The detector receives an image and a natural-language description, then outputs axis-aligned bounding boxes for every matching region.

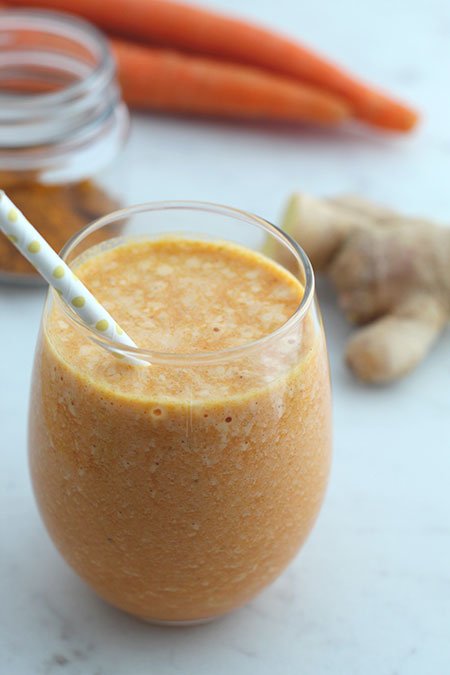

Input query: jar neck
[0,9,128,179]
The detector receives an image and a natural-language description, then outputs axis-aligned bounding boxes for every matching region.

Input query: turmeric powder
[279,193,450,383]
[0,177,120,279]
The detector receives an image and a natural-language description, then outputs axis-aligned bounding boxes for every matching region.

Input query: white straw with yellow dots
[0,190,145,366]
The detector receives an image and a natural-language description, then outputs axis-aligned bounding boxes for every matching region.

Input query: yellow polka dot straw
[0,190,145,366]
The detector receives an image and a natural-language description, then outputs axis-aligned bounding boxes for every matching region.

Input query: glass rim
[54,200,315,365]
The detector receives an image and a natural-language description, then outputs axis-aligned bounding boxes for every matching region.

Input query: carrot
[7,0,418,132]
[110,39,349,126]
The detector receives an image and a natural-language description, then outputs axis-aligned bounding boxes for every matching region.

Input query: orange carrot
[7,0,418,132]
[111,39,349,126]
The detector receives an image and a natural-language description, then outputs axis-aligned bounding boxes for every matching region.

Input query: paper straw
[0,190,145,366]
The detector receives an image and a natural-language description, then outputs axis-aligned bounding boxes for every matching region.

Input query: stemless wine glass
[28,201,332,624]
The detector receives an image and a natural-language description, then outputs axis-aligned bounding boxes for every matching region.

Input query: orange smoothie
[29,237,331,622]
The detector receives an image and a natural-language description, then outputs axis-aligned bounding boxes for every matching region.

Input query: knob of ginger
[280,193,450,383]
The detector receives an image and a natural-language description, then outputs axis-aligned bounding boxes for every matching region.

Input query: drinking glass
[29,201,332,624]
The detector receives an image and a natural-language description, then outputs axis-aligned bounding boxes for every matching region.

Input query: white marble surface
[1,0,450,673]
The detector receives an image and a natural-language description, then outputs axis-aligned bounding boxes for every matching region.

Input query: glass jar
[29,201,332,624]
[0,8,129,283]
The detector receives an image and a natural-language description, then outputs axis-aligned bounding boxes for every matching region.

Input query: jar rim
[0,9,114,106]
[54,200,316,366]
[0,8,119,149]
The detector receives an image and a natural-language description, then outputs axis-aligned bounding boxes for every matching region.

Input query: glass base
[142,615,218,627]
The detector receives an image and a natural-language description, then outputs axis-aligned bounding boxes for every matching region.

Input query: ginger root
[280,193,450,383]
